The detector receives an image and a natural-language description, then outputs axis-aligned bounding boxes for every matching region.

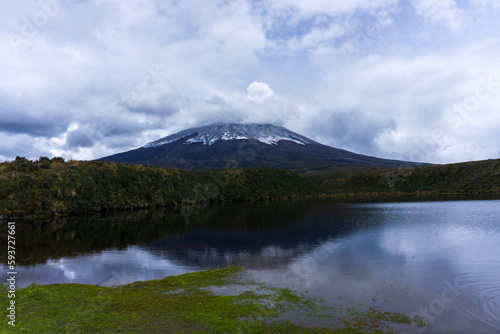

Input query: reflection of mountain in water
[2,200,388,267]
[143,203,372,269]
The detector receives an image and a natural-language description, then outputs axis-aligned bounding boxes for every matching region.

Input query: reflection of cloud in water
[16,248,195,287]
[248,232,413,304]
[149,245,302,270]
[456,271,500,333]
[247,201,500,334]
[47,259,76,280]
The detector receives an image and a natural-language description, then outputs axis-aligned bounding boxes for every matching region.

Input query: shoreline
[0,267,427,333]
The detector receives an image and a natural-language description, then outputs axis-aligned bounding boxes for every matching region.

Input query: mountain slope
[100,123,428,171]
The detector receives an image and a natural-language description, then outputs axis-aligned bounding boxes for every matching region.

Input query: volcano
[99,123,426,171]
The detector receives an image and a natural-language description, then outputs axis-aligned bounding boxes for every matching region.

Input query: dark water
[2,199,500,333]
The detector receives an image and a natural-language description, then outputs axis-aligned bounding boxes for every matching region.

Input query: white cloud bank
[0,0,499,164]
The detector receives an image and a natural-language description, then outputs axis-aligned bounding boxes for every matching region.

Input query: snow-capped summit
[100,122,425,171]
[143,123,311,148]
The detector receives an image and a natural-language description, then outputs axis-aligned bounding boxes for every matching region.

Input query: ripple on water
[456,271,500,332]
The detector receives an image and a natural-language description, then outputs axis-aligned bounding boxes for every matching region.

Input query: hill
[0,157,319,219]
[309,159,500,195]
[1,157,498,219]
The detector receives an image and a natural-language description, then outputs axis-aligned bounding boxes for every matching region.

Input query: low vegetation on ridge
[308,159,500,195]
[0,157,498,219]
[0,157,318,218]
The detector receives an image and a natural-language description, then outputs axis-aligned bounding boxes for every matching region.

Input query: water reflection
[1,199,500,333]
[2,201,386,268]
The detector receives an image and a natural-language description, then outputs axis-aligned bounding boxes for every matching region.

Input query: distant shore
[0,157,498,219]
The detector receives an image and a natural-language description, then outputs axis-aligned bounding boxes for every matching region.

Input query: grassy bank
[0,267,425,333]
[0,157,319,219]
[309,159,500,195]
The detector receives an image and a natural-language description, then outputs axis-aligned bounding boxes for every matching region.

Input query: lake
[2,198,500,333]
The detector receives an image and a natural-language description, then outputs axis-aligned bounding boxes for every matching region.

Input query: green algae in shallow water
[0,267,426,333]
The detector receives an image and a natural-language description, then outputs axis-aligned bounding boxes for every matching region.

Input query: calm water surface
[2,199,499,333]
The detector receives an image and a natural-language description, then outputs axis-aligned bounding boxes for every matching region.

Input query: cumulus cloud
[246,82,276,103]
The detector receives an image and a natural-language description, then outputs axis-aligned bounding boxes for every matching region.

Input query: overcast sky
[1,0,499,164]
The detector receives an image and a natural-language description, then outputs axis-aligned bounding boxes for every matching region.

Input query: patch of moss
[335,307,426,333]
[0,267,426,333]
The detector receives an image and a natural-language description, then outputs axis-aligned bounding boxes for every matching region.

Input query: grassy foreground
[1,268,425,333]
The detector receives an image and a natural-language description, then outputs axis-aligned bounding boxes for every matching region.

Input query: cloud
[66,130,95,149]
[264,0,400,18]
[304,110,397,156]
[246,82,276,103]
[0,0,498,164]
[412,0,463,30]
[262,0,401,56]
[0,92,71,137]
[469,0,500,9]
[0,133,40,161]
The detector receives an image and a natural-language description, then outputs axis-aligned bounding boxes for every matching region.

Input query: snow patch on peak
[143,123,310,148]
